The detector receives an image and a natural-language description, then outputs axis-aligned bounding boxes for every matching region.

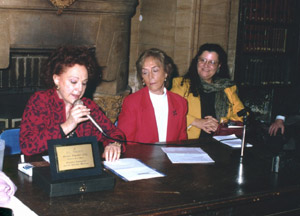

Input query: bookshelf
[235,0,300,86]
[235,0,300,124]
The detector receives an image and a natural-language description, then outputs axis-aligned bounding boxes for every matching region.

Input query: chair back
[0,128,21,155]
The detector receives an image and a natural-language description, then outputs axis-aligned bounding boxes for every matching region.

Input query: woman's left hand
[102,142,122,162]
[191,116,219,134]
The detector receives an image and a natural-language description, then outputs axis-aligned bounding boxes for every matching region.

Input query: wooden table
[3,138,300,216]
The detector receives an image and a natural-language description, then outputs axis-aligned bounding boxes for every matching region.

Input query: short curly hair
[41,46,101,88]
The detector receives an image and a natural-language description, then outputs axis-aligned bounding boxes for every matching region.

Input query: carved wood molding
[49,0,76,14]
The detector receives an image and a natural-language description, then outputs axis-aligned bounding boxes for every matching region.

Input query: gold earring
[56,85,60,90]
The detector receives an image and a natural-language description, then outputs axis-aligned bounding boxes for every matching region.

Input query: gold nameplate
[47,136,102,181]
[56,144,95,172]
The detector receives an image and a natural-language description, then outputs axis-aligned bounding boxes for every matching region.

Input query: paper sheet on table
[103,158,165,181]
[213,134,253,148]
[1,196,39,216]
[161,147,214,164]
[42,155,50,163]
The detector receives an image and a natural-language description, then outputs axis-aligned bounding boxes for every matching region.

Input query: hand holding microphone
[59,99,90,136]
[73,99,121,162]
[71,100,90,122]
[73,99,106,135]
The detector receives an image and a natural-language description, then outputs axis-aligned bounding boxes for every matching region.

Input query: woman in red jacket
[118,48,187,144]
[20,46,125,161]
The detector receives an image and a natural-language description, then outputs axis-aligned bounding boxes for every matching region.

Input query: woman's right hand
[191,116,219,134]
[61,104,90,135]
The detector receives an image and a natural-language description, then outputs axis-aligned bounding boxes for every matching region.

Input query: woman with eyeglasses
[171,43,245,139]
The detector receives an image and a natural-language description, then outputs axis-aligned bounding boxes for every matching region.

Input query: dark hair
[182,43,230,97]
[41,46,101,89]
[136,48,177,89]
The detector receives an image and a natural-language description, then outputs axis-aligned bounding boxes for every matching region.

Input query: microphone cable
[74,99,190,146]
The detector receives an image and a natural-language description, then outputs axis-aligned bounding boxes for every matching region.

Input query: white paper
[42,155,50,163]
[161,147,214,164]
[213,134,253,148]
[103,158,165,181]
[1,196,39,216]
[162,147,206,154]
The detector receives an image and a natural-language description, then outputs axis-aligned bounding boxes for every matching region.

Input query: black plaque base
[32,166,115,197]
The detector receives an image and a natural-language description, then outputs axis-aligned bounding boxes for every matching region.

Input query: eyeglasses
[198,58,219,67]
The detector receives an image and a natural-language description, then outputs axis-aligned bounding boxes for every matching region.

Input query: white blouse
[149,88,169,142]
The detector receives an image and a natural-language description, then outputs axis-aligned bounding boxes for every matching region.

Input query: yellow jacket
[171,77,245,139]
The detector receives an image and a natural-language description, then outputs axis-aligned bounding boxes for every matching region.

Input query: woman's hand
[61,104,90,135]
[191,116,219,134]
[103,142,122,162]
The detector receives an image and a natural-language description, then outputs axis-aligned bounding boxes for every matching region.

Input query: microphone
[73,99,185,146]
[237,108,249,162]
[73,99,106,135]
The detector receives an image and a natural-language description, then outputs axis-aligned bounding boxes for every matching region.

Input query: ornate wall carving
[49,0,77,9]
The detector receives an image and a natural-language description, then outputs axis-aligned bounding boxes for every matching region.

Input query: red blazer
[118,87,187,144]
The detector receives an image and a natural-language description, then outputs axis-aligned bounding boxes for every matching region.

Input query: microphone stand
[240,113,248,163]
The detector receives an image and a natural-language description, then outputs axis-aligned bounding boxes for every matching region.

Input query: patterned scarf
[200,78,235,121]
